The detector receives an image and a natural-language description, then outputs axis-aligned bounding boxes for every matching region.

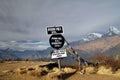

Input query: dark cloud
[0,0,120,41]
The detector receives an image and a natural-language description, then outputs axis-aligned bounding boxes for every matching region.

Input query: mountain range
[74,35,120,59]
[0,26,120,61]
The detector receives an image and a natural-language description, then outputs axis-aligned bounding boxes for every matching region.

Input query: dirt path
[65,73,120,80]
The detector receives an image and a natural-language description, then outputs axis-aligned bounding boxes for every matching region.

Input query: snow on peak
[108,26,120,35]
[81,33,103,42]
[88,33,103,38]
[87,32,103,41]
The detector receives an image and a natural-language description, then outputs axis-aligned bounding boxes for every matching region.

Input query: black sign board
[49,34,65,49]
[47,26,63,34]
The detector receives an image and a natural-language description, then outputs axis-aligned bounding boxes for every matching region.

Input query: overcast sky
[0,0,120,42]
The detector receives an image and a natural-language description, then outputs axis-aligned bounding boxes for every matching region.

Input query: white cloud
[0,41,49,51]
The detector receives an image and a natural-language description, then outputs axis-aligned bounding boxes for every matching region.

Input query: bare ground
[0,61,120,80]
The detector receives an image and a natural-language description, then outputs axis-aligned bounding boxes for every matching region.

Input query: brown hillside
[74,36,120,53]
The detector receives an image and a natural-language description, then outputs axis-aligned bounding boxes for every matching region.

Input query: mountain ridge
[74,35,120,53]
[0,26,120,60]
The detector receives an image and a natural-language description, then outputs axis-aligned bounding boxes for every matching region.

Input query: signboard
[47,26,63,34]
[51,49,67,59]
[49,34,65,49]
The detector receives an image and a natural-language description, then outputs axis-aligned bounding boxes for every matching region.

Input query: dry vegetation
[92,54,120,72]
[0,61,76,80]
[0,58,120,80]
[90,54,120,77]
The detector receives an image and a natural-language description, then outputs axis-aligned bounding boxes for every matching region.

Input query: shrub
[0,60,4,63]
[97,66,113,75]
[63,67,76,74]
[92,54,120,72]
[85,67,96,74]
[15,67,27,74]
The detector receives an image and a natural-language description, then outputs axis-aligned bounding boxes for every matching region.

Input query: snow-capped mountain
[106,26,120,36]
[74,35,120,60]
[70,26,120,46]
[81,26,120,42]
[80,32,103,42]
[87,32,103,40]
[69,32,103,46]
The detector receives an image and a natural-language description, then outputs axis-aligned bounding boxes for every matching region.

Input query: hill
[0,48,19,60]
[74,35,120,59]
[104,43,120,56]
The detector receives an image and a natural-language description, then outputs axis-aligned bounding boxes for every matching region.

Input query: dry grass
[47,67,62,79]
[63,67,76,74]
[97,66,113,75]
[47,67,76,78]
[13,62,77,80]
[85,67,96,74]
[0,61,120,80]
[114,69,120,77]
[92,54,120,72]
[15,66,27,74]
[96,66,120,78]
[15,64,49,76]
